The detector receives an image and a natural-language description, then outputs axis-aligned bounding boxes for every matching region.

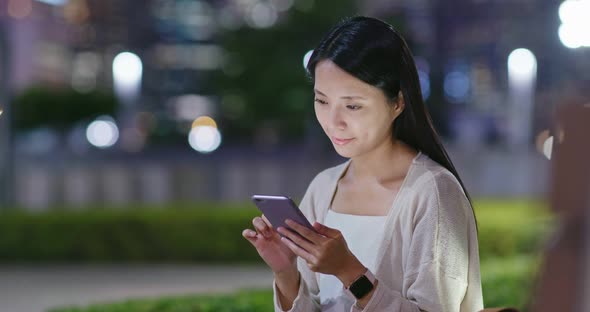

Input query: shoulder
[406,153,466,198]
[403,153,471,223]
[306,160,350,192]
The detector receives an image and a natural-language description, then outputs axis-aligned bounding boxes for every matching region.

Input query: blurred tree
[213,0,360,144]
[12,86,118,132]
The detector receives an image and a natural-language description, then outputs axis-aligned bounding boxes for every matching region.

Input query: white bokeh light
[86,117,119,148]
[507,49,537,83]
[543,136,554,160]
[559,23,588,49]
[558,0,590,48]
[188,125,222,153]
[303,50,313,69]
[247,2,278,28]
[112,52,143,104]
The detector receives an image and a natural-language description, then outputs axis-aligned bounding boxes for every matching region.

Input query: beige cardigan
[273,152,484,312]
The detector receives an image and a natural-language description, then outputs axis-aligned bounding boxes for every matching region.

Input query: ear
[391,90,405,118]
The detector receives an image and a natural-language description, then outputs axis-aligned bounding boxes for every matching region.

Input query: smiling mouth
[331,137,354,145]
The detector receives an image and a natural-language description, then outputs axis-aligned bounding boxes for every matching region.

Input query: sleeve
[272,172,323,312]
[350,171,476,312]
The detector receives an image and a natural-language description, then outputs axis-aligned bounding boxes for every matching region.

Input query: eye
[314,99,328,105]
[346,104,361,110]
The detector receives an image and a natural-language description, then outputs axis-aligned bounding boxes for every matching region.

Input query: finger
[277,226,316,254]
[280,236,316,265]
[312,222,341,238]
[261,215,273,229]
[242,229,259,245]
[285,219,325,243]
[252,217,272,238]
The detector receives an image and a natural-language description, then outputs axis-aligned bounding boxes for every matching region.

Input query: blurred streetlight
[558,0,590,49]
[86,116,119,149]
[113,52,142,105]
[507,48,537,148]
[188,126,222,153]
[113,51,142,150]
[188,116,222,153]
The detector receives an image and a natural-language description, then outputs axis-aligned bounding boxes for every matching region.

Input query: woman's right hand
[242,215,297,274]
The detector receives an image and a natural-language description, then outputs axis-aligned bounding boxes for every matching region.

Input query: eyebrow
[314,89,366,100]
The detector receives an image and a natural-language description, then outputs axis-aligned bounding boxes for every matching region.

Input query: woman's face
[313,60,402,158]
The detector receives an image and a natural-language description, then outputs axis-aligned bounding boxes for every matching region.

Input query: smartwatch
[344,269,376,300]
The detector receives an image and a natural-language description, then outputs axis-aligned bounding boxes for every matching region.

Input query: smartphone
[251,195,316,235]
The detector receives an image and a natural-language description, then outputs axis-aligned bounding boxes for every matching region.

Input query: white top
[273,152,484,312]
[319,210,387,311]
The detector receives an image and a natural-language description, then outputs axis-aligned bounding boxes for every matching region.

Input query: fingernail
[285,219,292,225]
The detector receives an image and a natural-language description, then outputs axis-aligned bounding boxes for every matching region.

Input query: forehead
[314,60,379,97]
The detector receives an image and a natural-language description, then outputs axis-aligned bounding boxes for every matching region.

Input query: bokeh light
[418,70,431,100]
[543,136,554,160]
[188,125,222,153]
[86,117,119,148]
[444,70,470,103]
[507,48,537,83]
[247,2,278,28]
[558,0,590,48]
[303,50,313,69]
[192,116,218,129]
[113,52,143,88]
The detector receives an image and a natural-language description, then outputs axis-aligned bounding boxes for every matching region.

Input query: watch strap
[344,268,376,300]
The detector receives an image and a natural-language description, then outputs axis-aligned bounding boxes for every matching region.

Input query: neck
[348,138,416,182]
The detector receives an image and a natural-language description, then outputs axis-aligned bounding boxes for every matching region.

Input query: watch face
[349,275,374,299]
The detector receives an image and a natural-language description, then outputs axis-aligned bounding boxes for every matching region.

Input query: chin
[332,145,357,158]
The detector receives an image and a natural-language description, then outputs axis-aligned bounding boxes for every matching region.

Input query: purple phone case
[251,195,315,234]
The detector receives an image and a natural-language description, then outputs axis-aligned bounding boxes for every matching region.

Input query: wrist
[274,267,299,282]
[336,255,366,287]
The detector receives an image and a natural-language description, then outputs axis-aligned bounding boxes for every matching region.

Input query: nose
[328,107,346,130]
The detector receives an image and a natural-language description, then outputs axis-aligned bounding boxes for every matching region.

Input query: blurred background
[0,0,588,311]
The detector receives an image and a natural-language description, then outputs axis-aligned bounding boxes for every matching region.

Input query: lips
[331,137,354,145]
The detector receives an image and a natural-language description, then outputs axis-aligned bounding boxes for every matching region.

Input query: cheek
[355,114,393,140]
[314,106,326,127]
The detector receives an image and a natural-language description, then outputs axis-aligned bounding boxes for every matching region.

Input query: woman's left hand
[277,219,366,285]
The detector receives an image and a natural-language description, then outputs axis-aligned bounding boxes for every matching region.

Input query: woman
[242,16,483,312]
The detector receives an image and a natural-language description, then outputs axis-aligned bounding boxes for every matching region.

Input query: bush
[475,199,553,258]
[0,199,552,263]
[0,204,261,263]
[49,256,540,312]
[49,289,273,312]
[12,86,118,132]
[20,199,549,311]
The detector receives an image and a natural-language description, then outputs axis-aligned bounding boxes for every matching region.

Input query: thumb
[313,222,340,238]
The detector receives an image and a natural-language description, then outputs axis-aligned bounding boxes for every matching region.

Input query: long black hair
[306,16,475,214]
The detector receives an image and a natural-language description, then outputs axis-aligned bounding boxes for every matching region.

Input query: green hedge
[49,289,273,312]
[0,203,260,263]
[50,255,540,311]
[0,199,552,262]
[21,199,548,311]
[476,200,552,259]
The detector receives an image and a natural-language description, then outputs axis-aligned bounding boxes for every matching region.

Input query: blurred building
[1,0,588,209]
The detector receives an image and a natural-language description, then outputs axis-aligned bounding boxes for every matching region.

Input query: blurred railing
[12,145,549,210]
